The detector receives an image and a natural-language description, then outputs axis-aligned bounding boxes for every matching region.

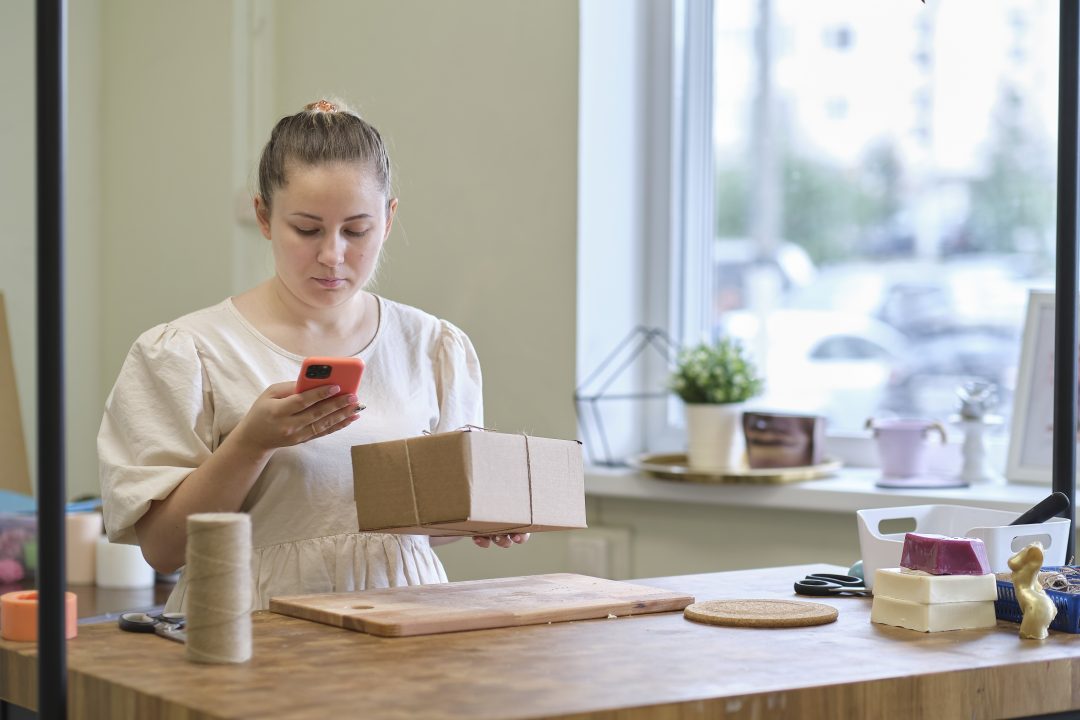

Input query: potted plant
[670,338,764,471]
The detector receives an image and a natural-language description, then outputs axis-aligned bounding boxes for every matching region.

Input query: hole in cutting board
[351,605,375,610]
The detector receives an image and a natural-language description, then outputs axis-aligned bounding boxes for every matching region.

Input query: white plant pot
[685,402,746,472]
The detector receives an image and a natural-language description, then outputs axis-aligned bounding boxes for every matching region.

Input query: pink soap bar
[899,533,991,575]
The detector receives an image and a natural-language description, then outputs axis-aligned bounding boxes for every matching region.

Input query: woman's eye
[345,229,369,238]
[294,226,319,236]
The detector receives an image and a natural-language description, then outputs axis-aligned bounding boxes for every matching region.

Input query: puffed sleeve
[432,320,484,432]
[97,325,216,545]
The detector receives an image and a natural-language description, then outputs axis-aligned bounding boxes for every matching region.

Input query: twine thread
[185,512,252,664]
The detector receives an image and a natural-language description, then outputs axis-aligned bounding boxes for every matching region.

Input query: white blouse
[97,296,483,611]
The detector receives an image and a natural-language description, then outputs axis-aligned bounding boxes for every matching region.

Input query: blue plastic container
[995,566,1080,634]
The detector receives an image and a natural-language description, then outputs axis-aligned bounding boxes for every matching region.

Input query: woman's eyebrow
[288,212,373,221]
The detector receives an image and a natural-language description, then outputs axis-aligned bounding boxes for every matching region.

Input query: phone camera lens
[306,365,332,379]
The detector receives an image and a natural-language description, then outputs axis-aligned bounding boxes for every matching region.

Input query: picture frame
[1006,289,1059,484]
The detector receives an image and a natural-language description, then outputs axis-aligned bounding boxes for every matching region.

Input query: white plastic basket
[856,504,1070,590]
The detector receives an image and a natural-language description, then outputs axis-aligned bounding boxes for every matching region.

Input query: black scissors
[118,611,187,643]
[794,573,869,597]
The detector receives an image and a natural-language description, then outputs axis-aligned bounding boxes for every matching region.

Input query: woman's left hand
[473,533,530,549]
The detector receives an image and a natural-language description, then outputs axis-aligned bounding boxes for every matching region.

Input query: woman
[98,99,527,612]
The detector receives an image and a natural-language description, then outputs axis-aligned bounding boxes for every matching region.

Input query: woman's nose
[316,234,345,266]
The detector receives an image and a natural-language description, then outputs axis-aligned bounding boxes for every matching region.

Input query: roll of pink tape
[0,590,77,641]
[65,512,103,585]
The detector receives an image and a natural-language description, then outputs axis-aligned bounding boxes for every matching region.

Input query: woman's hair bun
[258,96,390,208]
[305,99,339,113]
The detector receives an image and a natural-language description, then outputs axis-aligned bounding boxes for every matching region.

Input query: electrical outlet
[565,526,632,579]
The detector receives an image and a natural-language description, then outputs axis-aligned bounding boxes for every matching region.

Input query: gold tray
[627,453,842,485]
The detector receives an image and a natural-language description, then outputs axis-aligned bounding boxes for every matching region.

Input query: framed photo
[1006,290,1061,484]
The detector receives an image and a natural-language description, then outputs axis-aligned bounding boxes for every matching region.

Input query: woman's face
[256,161,396,309]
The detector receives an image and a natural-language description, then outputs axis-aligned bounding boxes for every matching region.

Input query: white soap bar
[873,568,997,604]
[870,596,997,633]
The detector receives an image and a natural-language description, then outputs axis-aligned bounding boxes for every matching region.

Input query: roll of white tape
[95,536,155,589]
[66,512,103,585]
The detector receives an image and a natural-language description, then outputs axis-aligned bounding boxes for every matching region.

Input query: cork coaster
[684,599,838,628]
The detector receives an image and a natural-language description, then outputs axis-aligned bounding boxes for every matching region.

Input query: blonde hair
[257,99,393,212]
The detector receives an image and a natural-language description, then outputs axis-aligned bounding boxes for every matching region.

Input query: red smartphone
[295,357,365,398]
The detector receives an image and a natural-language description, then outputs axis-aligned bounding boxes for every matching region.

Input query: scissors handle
[118,612,157,633]
[806,573,864,587]
[118,611,187,637]
[154,623,187,644]
[794,574,869,597]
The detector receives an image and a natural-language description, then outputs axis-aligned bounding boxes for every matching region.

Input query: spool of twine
[185,512,252,664]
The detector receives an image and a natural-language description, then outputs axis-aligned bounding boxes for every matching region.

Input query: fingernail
[327,385,341,396]
[346,394,358,404]
[353,404,367,414]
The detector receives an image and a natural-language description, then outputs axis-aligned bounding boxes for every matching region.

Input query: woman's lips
[314,277,345,289]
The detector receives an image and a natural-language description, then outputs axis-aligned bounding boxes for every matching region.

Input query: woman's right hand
[233,382,362,453]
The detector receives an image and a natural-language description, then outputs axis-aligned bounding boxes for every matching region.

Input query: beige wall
[1,0,103,499]
[69,0,104,498]
[1,1,578,502]
[98,1,238,398]
[271,0,580,577]
[273,0,579,440]
[94,0,580,452]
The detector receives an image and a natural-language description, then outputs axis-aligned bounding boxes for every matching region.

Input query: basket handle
[1010,533,1054,553]
[873,516,918,537]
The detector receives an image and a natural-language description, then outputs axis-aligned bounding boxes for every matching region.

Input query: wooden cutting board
[268,573,694,637]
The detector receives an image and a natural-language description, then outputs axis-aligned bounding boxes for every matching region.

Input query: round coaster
[683,599,838,628]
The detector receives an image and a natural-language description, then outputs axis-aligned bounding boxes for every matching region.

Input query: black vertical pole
[1055,0,1079,565]
[36,0,67,717]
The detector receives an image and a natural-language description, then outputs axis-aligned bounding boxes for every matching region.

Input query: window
[693,0,1059,433]
[576,0,1060,465]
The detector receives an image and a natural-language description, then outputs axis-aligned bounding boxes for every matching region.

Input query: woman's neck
[234,278,376,357]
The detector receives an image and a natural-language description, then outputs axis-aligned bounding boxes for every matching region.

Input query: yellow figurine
[1008,542,1058,640]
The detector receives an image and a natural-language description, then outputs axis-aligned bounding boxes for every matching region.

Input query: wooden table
[1,564,1079,719]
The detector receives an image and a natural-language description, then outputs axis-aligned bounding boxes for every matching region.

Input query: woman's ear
[384,198,399,238]
[254,196,272,240]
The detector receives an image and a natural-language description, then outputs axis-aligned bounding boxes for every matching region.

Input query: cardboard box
[0,293,31,497]
[351,429,586,535]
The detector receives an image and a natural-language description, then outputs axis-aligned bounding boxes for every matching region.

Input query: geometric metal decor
[574,327,678,467]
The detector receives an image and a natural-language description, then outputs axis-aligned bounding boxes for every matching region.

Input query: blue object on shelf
[64,498,102,514]
[0,492,102,516]
[995,566,1080,634]
[0,491,36,514]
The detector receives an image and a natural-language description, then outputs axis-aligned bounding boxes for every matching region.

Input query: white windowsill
[586,465,1057,515]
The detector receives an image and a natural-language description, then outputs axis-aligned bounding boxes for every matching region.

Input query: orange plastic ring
[0,590,77,642]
